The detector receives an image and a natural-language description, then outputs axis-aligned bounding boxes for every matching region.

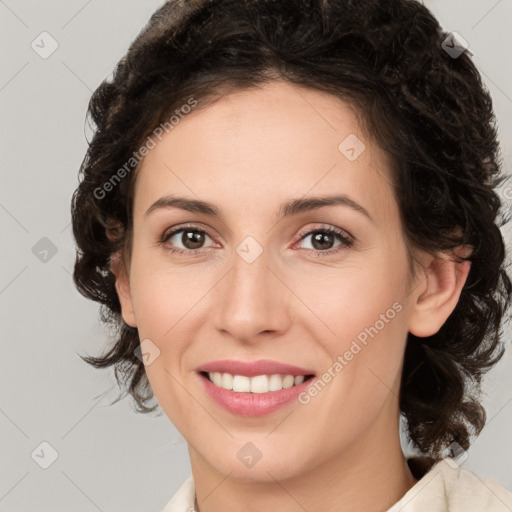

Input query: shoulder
[161,474,195,512]
[388,458,512,512]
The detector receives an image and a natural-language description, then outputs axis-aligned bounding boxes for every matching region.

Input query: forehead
[133,80,397,225]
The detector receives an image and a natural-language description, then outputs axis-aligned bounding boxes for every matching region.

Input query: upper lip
[196,359,315,377]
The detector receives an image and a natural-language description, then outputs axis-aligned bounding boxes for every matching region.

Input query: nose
[212,247,292,344]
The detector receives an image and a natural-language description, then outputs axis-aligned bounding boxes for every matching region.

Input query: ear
[110,251,137,328]
[408,247,472,337]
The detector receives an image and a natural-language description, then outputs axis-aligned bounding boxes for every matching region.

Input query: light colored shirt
[162,458,512,511]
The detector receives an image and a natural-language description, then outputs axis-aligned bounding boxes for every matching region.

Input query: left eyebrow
[278,194,373,223]
[144,193,373,223]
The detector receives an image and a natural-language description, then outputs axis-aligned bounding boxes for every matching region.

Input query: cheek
[300,252,409,405]
[129,267,195,424]
[129,256,198,339]
[298,258,406,349]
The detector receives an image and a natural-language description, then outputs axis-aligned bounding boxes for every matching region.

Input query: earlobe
[408,248,472,338]
[109,251,137,328]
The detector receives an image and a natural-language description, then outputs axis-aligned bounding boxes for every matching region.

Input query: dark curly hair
[71,0,511,458]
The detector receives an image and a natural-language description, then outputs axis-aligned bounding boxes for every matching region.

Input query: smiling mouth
[199,371,315,394]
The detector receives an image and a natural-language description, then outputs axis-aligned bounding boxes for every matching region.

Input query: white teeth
[212,372,222,387]
[250,375,268,393]
[269,374,283,391]
[233,375,251,392]
[221,372,233,390]
[282,375,295,388]
[207,372,309,393]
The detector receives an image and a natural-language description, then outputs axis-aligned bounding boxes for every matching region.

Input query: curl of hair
[71,0,511,454]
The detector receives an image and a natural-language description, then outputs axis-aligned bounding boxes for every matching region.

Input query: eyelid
[160,223,217,246]
[292,224,354,255]
[161,222,353,241]
[295,223,354,244]
[160,222,355,256]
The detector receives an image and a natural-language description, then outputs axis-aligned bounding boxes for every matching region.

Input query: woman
[71,0,512,510]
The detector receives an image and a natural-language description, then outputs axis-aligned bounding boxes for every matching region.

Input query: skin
[112,80,471,512]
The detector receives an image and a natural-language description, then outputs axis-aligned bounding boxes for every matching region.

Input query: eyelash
[158,223,354,258]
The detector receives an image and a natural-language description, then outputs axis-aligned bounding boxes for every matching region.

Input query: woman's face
[117,80,422,481]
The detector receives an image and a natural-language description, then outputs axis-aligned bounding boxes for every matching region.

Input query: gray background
[1,1,511,510]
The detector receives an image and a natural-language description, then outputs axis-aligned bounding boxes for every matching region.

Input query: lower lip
[198,373,315,417]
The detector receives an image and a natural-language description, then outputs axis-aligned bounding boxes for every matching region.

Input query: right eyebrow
[144,196,225,221]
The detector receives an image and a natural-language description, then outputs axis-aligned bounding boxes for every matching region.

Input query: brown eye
[310,231,337,251]
[161,227,215,254]
[296,226,354,256]
[179,230,206,249]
